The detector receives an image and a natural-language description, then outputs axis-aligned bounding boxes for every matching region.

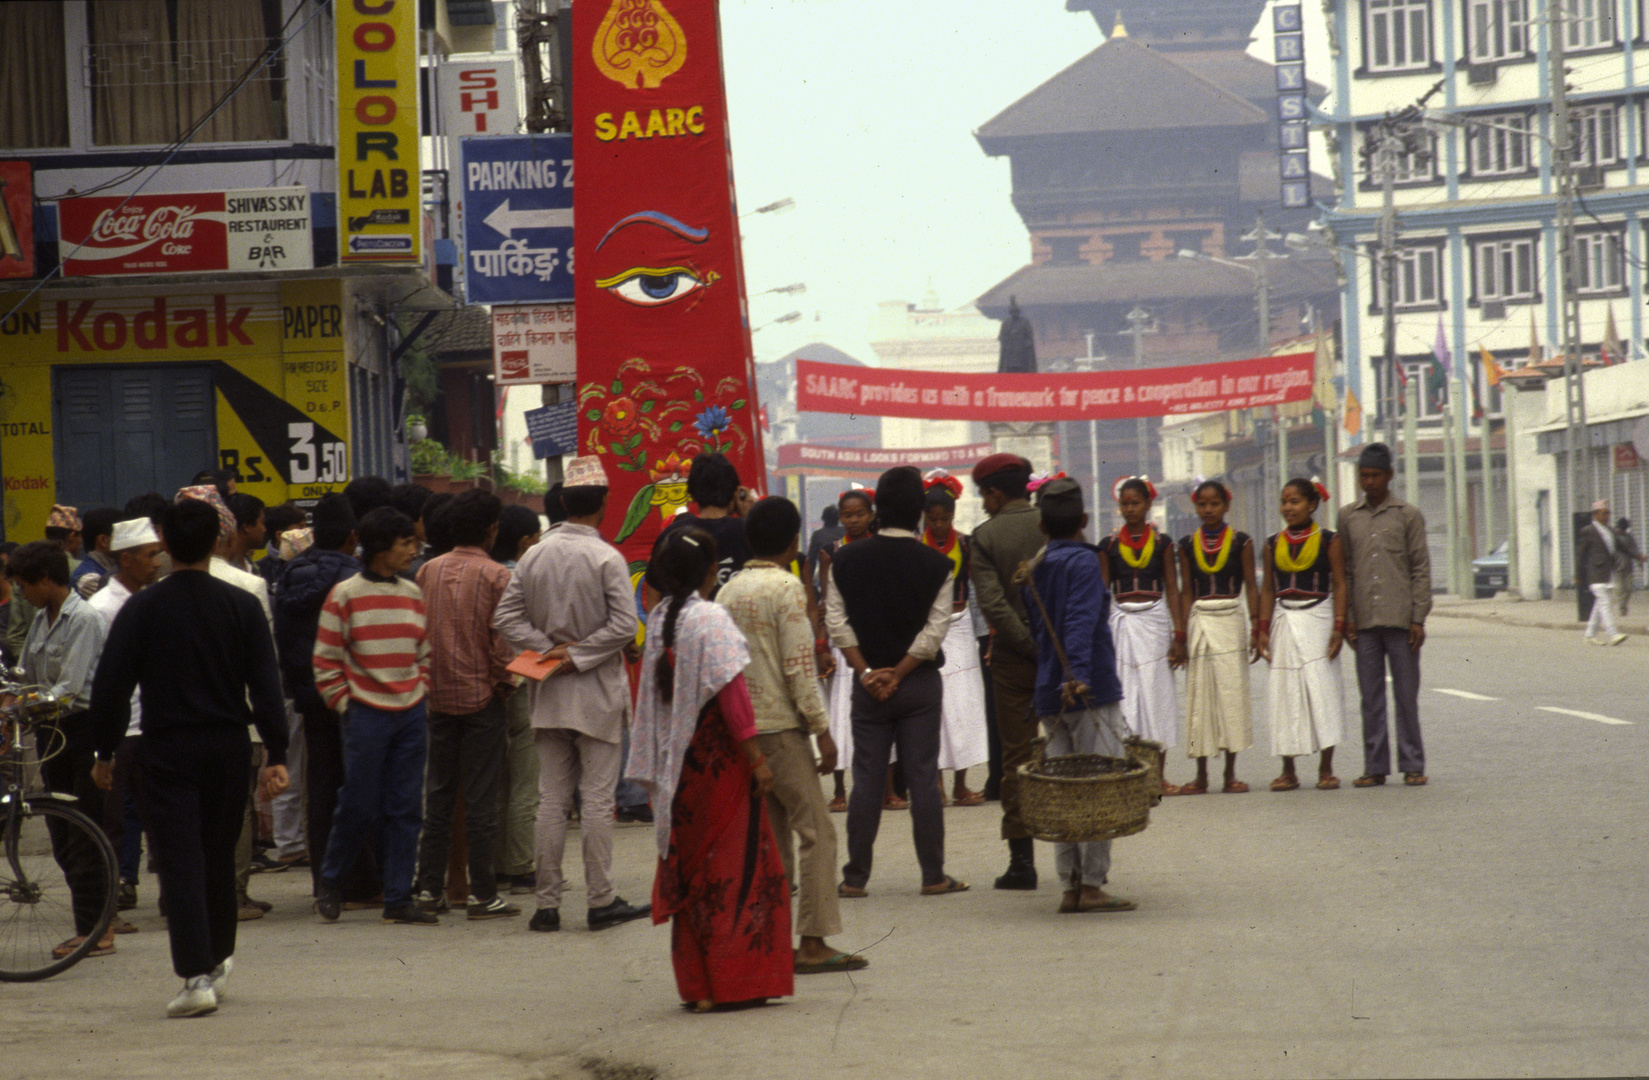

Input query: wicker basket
[1126,737,1165,806]
[1018,739,1153,843]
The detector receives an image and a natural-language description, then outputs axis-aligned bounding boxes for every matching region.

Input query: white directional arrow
[483,199,573,238]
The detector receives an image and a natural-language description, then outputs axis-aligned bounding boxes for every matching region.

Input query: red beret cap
[971,453,1029,483]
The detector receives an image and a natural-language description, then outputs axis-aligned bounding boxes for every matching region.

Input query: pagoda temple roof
[975,254,1337,319]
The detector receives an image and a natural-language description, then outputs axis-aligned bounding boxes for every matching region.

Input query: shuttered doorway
[53,365,217,509]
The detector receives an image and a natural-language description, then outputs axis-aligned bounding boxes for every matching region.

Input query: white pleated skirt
[1184,597,1253,757]
[827,647,854,770]
[1266,599,1344,757]
[936,612,987,771]
[1109,598,1180,748]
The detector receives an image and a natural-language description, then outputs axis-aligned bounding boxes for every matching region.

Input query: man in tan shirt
[718,497,865,974]
[1336,442,1431,787]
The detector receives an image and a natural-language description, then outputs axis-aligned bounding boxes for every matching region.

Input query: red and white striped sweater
[313,572,431,712]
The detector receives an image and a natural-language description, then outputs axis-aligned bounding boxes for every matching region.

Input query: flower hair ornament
[923,469,964,498]
[1310,475,1331,505]
[1111,475,1157,502]
[1026,471,1068,495]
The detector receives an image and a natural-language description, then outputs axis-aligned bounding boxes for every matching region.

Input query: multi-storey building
[0,0,489,534]
[1322,0,1648,590]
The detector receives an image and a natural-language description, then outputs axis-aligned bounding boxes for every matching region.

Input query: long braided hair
[649,527,719,704]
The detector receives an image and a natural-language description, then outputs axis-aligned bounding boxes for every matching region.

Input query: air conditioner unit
[1467,63,1498,85]
[1576,165,1606,191]
[1481,300,1507,321]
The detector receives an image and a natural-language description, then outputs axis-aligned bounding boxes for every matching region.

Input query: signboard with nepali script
[796,352,1317,422]
[337,0,420,263]
[0,162,34,280]
[492,303,576,384]
[58,189,312,276]
[573,0,764,557]
[774,442,993,479]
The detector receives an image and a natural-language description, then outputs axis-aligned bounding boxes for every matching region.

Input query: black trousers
[138,725,249,979]
[38,717,109,937]
[301,701,379,900]
[842,666,946,889]
[415,697,507,902]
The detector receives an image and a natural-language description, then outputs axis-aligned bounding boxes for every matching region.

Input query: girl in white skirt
[818,488,875,812]
[1172,481,1261,795]
[1256,478,1347,791]
[1094,477,1185,794]
[922,471,989,806]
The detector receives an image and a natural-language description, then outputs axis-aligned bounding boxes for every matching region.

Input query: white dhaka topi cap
[563,455,610,488]
[109,517,160,552]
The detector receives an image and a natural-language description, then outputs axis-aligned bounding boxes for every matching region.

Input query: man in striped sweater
[311,507,435,925]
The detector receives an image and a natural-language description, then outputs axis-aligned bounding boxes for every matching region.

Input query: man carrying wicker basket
[1022,479,1137,915]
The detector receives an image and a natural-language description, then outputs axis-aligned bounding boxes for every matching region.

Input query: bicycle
[0,679,120,981]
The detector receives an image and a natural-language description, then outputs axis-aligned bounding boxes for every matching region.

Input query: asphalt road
[3,619,1644,1080]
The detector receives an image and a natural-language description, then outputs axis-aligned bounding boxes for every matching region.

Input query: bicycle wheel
[0,795,119,981]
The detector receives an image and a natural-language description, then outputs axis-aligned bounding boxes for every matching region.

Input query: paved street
[4,616,1644,1080]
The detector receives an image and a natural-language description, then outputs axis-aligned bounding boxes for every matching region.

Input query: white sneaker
[1585,636,1603,646]
[209,956,233,997]
[166,976,218,1018]
[1610,633,1629,646]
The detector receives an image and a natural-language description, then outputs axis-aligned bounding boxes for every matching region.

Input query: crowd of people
[18,441,1439,1018]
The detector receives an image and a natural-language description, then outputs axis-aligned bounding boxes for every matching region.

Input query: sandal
[919,876,969,896]
[52,936,115,959]
[1403,772,1428,786]
[883,795,910,811]
[1058,890,1080,914]
[1165,780,1207,796]
[110,918,139,935]
[1353,774,1386,788]
[1269,775,1300,792]
[828,796,847,813]
[1076,894,1137,913]
[795,951,869,975]
[1316,775,1341,790]
[952,790,986,807]
[1222,780,1250,794]
[837,883,868,899]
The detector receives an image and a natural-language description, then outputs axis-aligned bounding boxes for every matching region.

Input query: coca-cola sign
[59,187,312,276]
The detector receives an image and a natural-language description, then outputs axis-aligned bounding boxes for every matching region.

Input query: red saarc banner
[773,442,994,478]
[797,352,1317,421]
[573,0,763,563]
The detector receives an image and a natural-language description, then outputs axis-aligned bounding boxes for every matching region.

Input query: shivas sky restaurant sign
[574,0,764,558]
[795,353,1318,422]
[58,189,312,276]
[337,0,420,263]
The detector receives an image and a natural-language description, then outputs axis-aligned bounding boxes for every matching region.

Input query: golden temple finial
[1111,9,1127,38]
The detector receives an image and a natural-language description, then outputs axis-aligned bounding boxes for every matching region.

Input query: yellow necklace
[1274,525,1321,575]
[1115,526,1155,570]
[1192,526,1234,576]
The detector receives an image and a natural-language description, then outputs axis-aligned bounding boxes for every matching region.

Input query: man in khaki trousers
[718,497,866,974]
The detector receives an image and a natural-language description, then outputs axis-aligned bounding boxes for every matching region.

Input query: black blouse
[1179,529,1251,599]
[1097,529,1173,598]
[1267,527,1335,598]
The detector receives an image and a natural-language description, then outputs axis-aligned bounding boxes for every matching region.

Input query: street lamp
[742,196,796,218]
[754,310,802,332]
[753,282,807,297]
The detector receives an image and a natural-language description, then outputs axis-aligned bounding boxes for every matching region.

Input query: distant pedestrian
[817,488,875,811]
[1094,477,1185,792]
[969,453,1044,889]
[89,499,289,1018]
[653,452,751,592]
[1614,518,1645,617]
[829,466,966,898]
[493,456,650,934]
[1576,500,1626,646]
[920,471,988,806]
[806,505,844,582]
[1257,479,1346,792]
[1336,443,1431,787]
[630,528,790,1011]
[311,507,434,925]
[1173,481,1259,795]
[72,507,121,598]
[1021,478,1136,914]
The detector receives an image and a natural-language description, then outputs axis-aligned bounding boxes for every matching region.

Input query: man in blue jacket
[272,494,370,901]
[1023,478,1136,916]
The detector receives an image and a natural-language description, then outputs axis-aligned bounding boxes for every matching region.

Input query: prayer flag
[1343,387,1362,436]
[1603,307,1623,365]
[1482,345,1506,388]
[1432,317,1452,375]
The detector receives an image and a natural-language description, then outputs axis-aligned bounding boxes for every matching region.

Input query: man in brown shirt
[1336,442,1431,787]
[412,489,520,919]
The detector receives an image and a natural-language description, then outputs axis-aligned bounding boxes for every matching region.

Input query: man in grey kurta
[1336,442,1431,787]
[492,457,648,933]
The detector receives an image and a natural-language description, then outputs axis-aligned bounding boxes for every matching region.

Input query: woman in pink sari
[629,529,791,1012]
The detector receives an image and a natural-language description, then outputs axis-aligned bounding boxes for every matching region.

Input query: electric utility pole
[1124,305,1155,477]
[1549,2,1590,513]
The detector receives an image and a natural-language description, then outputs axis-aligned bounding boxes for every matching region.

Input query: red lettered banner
[574,0,763,562]
[797,352,1317,421]
[774,442,993,478]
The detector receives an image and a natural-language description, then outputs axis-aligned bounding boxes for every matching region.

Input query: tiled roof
[975,254,1337,316]
[417,305,493,357]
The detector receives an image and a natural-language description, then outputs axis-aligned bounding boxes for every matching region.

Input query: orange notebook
[506,651,564,682]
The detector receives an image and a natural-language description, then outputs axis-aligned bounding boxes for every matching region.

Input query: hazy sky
[717,1,1334,368]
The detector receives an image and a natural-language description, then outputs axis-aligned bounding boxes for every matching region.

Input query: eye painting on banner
[574,0,765,562]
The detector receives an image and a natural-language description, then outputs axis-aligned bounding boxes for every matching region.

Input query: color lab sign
[58,189,313,276]
[338,0,421,263]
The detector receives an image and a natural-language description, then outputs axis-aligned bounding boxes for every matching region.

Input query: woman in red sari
[628,528,791,1012]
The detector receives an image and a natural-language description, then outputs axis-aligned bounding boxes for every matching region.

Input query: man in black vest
[826,467,968,897]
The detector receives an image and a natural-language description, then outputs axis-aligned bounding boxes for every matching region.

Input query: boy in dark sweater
[89,498,290,1018]
[1023,478,1135,915]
